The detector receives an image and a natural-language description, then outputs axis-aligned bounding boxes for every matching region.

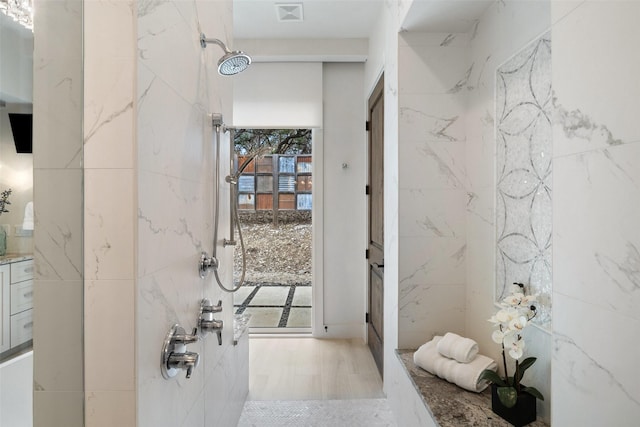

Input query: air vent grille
[276,3,303,22]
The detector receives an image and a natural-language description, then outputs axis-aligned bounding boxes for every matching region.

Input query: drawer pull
[23,291,33,298]
[24,266,34,273]
[23,321,33,329]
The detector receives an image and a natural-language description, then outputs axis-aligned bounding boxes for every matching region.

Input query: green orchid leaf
[522,386,544,401]
[478,369,506,386]
[497,386,518,408]
[516,357,537,382]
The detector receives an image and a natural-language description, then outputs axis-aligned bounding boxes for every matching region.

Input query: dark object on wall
[8,113,32,153]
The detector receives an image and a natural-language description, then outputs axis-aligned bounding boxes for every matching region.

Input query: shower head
[200,33,252,76]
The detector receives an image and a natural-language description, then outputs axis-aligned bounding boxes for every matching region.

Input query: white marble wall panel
[396,32,468,349]
[465,0,552,421]
[32,0,85,423]
[387,353,437,427]
[135,0,244,426]
[553,293,640,425]
[85,170,135,281]
[399,141,468,190]
[33,169,83,281]
[552,2,640,423]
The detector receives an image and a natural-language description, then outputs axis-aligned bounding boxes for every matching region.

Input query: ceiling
[233,0,384,39]
[233,0,493,40]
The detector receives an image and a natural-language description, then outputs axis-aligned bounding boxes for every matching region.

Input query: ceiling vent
[276,3,303,22]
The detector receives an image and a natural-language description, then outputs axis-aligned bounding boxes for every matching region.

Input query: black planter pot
[490,383,537,426]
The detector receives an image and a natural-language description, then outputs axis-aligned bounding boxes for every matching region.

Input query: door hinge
[365,249,369,259]
[365,120,371,131]
[365,312,370,323]
[365,185,370,195]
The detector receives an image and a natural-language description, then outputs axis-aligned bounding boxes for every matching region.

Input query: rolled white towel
[413,336,443,374]
[446,354,497,392]
[414,336,497,393]
[436,332,479,364]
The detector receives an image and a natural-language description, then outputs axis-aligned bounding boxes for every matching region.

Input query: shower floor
[233,283,311,328]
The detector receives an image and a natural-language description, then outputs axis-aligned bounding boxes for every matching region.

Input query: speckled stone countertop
[233,313,251,345]
[0,254,33,265]
[396,350,549,427]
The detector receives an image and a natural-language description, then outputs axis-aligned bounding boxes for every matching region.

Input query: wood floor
[248,337,385,400]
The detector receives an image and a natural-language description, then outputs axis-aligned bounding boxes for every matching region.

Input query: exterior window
[297,194,312,210]
[236,154,312,212]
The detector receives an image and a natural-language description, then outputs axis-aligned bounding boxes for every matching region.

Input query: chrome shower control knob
[198,299,224,345]
[161,324,201,380]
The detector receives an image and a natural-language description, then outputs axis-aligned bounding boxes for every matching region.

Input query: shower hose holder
[199,251,218,279]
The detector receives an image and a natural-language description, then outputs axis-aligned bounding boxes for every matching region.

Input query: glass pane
[256,156,273,173]
[238,194,255,210]
[279,194,295,210]
[257,176,273,192]
[279,175,295,192]
[297,156,312,173]
[296,176,312,192]
[238,175,255,193]
[297,194,312,210]
[279,156,295,173]
[256,194,273,210]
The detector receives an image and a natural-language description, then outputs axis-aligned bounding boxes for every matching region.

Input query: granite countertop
[233,313,251,345]
[396,350,549,427]
[0,253,33,265]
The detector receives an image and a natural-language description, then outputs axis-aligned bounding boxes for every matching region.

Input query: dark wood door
[367,75,384,378]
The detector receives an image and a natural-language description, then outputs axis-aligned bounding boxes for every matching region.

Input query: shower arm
[200,35,232,54]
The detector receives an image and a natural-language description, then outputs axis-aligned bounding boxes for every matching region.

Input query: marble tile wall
[551,1,640,424]
[32,0,85,424]
[397,32,469,349]
[136,0,247,426]
[83,1,136,425]
[464,0,552,421]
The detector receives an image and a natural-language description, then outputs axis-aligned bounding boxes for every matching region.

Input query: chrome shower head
[200,33,252,76]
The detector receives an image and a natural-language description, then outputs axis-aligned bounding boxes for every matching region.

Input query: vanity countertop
[0,254,33,265]
[396,350,549,427]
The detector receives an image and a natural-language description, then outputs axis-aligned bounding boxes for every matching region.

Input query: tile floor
[234,284,311,328]
[237,399,397,426]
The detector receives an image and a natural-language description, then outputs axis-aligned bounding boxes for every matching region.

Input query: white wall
[551,1,640,425]
[233,62,323,128]
[320,62,366,338]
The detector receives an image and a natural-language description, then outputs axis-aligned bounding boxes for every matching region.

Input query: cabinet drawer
[11,309,33,347]
[11,280,33,314]
[10,260,34,284]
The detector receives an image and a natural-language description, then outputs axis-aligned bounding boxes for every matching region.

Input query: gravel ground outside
[233,221,312,285]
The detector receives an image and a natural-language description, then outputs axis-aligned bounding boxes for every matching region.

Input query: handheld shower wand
[200,114,249,293]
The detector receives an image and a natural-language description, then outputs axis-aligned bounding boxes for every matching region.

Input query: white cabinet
[0,258,34,356]
[0,265,9,353]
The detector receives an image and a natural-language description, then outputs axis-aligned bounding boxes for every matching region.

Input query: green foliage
[478,369,506,387]
[497,386,518,408]
[234,129,312,155]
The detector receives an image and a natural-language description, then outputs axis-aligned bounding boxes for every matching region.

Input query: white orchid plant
[478,282,544,408]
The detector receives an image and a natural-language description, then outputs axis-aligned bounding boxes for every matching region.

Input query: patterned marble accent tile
[238,399,396,427]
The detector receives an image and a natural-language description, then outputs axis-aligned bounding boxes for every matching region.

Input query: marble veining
[554,101,623,147]
[495,32,552,328]
[396,350,549,427]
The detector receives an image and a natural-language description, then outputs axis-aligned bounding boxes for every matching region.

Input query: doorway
[231,129,313,333]
[367,75,384,377]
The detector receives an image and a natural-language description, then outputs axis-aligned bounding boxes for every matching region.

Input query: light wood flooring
[248,337,385,401]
